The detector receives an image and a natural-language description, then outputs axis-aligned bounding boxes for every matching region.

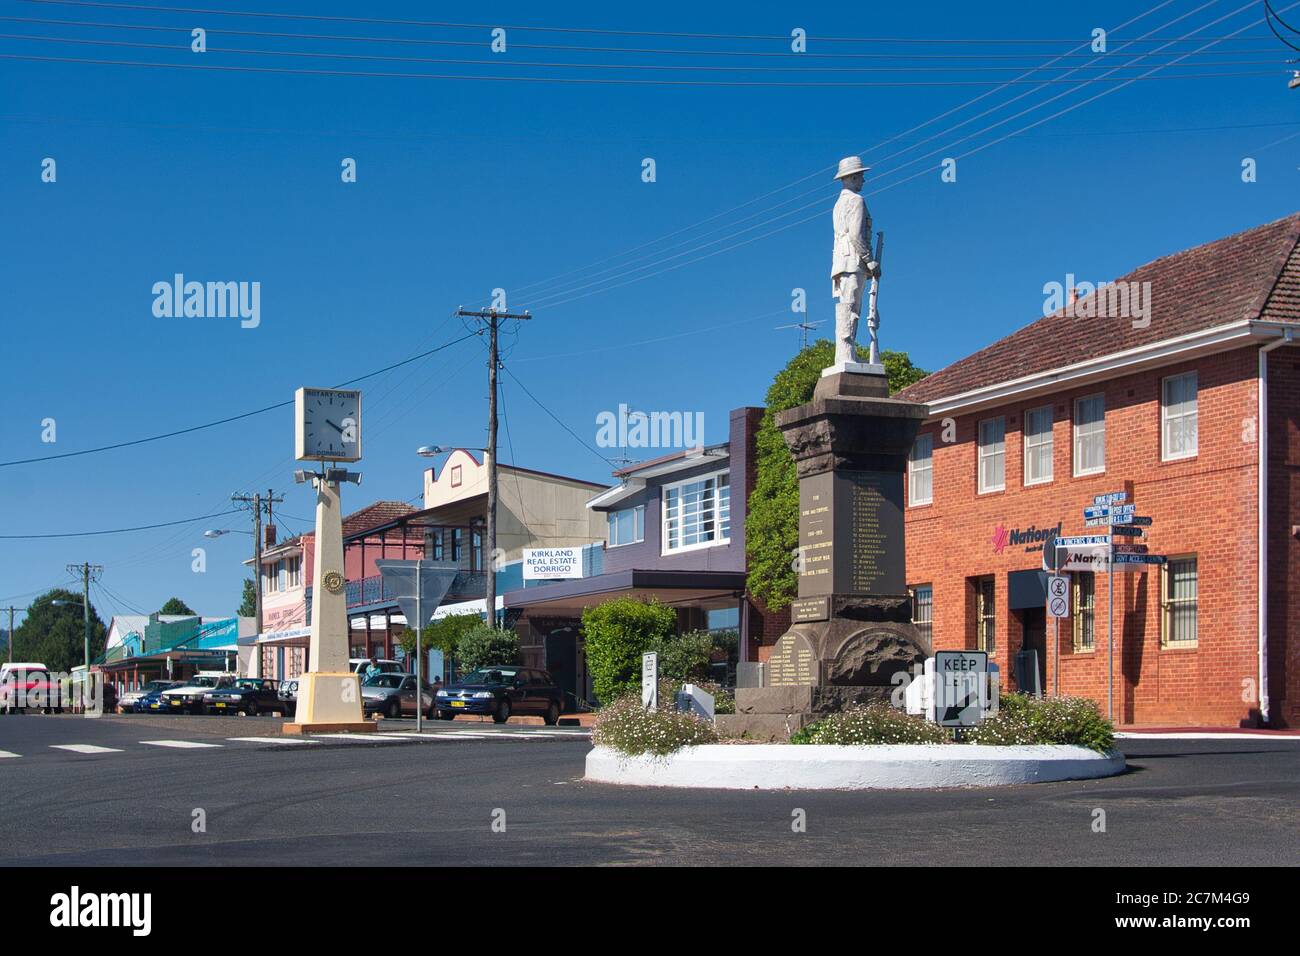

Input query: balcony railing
[306,569,488,617]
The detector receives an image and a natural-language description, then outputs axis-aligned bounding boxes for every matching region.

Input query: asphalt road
[1,714,1297,866]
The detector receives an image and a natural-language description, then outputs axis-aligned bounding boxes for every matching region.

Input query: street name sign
[1110,526,1146,538]
[934,650,988,727]
[1113,543,1149,554]
[1057,535,1110,548]
[1093,492,1128,506]
[1112,553,1166,565]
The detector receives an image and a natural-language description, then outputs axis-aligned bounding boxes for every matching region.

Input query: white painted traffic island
[585,743,1125,790]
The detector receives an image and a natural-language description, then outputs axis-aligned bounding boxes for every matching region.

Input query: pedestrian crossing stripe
[0,750,19,758]
[312,733,421,742]
[226,736,318,744]
[49,744,123,754]
[139,740,223,749]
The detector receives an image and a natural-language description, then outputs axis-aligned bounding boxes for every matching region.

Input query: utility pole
[4,606,24,664]
[232,489,284,677]
[457,306,531,628]
[65,562,102,676]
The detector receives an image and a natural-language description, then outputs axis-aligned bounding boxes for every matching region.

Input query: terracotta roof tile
[898,212,1300,404]
[340,501,416,537]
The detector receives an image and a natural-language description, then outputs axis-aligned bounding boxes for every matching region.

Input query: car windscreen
[231,679,262,690]
[363,674,405,688]
[459,668,519,684]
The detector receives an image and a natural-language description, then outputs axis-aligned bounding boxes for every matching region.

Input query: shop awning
[503,569,745,615]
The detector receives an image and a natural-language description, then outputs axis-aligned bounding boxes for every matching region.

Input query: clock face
[295,387,362,462]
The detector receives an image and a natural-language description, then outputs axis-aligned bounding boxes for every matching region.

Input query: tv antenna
[775,319,825,350]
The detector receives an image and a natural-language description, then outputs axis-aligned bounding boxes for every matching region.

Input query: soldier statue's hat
[834,156,870,181]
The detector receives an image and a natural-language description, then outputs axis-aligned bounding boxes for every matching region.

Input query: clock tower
[286,387,371,735]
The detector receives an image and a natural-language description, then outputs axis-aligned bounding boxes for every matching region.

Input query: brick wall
[905,347,1289,727]
[1268,344,1300,727]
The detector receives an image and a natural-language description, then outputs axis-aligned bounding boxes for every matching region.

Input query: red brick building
[897,213,1300,728]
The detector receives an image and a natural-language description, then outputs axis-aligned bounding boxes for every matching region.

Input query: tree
[456,626,521,671]
[11,589,107,673]
[649,630,714,685]
[581,597,677,704]
[237,579,256,618]
[158,597,196,616]
[745,341,928,610]
[397,611,481,663]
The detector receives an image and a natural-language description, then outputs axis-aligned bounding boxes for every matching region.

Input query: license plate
[170,700,182,707]
[450,700,465,708]
[214,702,226,709]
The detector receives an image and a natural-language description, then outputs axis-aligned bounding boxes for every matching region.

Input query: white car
[277,658,402,715]
[158,673,235,715]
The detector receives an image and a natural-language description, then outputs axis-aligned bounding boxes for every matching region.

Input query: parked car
[118,680,177,714]
[0,663,56,714]
[136,681,184,713]
[204,678,281,716]
[278,659,402,715]
[159,674,235,714]
[361,672,436,720]
[435,666,563,724]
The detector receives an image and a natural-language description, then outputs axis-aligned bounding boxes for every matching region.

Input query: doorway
[1019,607,1047,695]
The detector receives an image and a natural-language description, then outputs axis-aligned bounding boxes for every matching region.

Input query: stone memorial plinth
[717,369,930,741]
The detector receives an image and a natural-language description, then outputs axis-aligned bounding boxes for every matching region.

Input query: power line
[500,365,614,468]
[1,50,1280,86]
[18,1,1288,43]
[0,331,478,468]
[1,16,1283,59]
[0,509,241,539]
[3,31,1290,72]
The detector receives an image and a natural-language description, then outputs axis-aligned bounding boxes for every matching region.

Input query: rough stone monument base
[716,685,896,741]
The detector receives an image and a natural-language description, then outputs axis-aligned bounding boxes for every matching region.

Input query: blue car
[435,666,563,725]
[135,681,183,713]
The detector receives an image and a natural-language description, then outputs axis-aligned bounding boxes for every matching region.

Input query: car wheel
[387,699,401,720]
[437,711,455,721]
[544,701,560,726]
[492,699,511,724]
[246,701,258,717]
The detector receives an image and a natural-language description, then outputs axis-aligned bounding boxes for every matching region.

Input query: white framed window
[607,504,645,547]
[977,417,1005,493]
[662,471,730,553]
[1162,372,1198,461]
[975,576,996,653]
[909,433,933,505]
[1073,394,1106,476]
[1161,556,1198,647]
[909,585,933,646]
[1023,405,1054,485]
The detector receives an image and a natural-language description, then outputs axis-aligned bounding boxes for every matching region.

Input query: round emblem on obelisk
[322,570,345,594]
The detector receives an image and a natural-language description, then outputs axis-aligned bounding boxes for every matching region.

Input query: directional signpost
[934,650,988,731]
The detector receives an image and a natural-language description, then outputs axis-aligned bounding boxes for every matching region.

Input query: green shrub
[455,625,521,671]
[591,693,718,756]
[650,629,714,684]
[581,598,676,704]
[969,692,1115,753]
[398,611,480,661]
[790,703,949,745]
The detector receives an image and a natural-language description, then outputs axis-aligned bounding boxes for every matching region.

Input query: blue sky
[0,0,1297,625]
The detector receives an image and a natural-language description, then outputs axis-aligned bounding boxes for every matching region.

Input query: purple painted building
[504,407,791,707]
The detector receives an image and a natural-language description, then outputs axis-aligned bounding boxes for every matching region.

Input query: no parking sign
[1047,574,1069,619]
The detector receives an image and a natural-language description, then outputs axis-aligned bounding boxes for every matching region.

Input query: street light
[203,528,251,538]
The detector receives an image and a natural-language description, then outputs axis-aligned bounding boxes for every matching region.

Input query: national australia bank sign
[991,520,1062,555]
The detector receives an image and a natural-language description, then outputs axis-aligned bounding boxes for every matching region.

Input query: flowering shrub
[591,693,719,757]
[969,693,1115,753]
[789,703,949,745]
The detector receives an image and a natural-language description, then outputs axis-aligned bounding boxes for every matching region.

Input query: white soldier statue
[830,155,883,372]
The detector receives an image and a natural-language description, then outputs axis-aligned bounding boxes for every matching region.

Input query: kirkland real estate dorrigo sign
[522,547,584,581]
